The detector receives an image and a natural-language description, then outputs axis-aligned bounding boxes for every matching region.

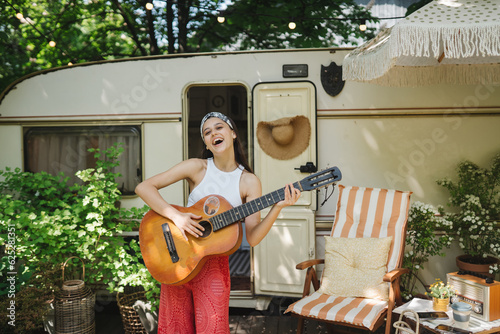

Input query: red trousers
[157,256,230,334]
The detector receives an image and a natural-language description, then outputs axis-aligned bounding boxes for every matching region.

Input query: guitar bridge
[162,223,179,263]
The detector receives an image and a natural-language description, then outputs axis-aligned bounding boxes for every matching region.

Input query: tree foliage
[1,0,377,93]
[197,0,378,51]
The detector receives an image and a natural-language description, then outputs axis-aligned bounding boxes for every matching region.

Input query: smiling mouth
[213,138,223,145]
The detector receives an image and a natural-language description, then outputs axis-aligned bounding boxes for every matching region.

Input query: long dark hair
[200,116,253,173]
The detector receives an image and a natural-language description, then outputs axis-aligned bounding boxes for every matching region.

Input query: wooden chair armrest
[295,259,324,297]
[383,268,409,283]
[384,267,410,310]
[296,259,324,270]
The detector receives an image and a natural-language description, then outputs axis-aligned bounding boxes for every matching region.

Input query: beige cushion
[318,236,392,300]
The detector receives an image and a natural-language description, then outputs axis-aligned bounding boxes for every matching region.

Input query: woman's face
[202,117,236,154]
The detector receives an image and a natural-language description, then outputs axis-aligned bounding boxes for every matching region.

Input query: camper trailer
[1,48,499,307]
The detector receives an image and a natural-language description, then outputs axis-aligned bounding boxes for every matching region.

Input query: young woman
[135,112,301,334]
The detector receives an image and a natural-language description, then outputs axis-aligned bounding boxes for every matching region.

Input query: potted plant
[437,153,500,278]
[426,278,456,312]
[401,201,454,301]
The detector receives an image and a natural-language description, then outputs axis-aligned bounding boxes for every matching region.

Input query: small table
[392,299,500,334]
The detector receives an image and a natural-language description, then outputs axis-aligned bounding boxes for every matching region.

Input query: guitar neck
[210,181,301,231]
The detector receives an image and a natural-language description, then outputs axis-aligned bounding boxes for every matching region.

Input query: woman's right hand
[171,211,204,240]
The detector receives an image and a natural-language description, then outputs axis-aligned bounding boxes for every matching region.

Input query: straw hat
[256,116,311,160]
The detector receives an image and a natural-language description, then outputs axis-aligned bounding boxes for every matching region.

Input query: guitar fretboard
[209,181,301,231]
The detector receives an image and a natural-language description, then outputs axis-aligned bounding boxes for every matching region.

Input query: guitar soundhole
[199,220,212,238]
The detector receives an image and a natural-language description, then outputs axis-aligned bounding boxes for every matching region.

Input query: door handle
[294,162,317,173]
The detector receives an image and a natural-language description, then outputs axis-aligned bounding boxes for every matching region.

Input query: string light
[6,0,407,69]
[6,0,78,66]
[359,19,367,31]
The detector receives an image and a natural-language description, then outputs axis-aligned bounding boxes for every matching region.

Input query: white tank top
[187,158,244,208]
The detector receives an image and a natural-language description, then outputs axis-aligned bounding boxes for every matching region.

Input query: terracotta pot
[433,297,450,312]
[456,255,498,278]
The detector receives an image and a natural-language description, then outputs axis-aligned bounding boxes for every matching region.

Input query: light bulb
[217,16,225,23]
[288,21,296,30]
[49,41,56,47]
[145,3,153,10]
[16,13,23,19]
[359,20,367,31]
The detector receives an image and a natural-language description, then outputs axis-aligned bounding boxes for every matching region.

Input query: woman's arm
[241,173,301,247]
[135,158,206,240]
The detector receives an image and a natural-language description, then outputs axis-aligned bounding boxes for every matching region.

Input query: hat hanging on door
[256,115,311,160]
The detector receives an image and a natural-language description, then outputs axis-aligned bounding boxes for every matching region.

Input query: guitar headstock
[299,166,342,191]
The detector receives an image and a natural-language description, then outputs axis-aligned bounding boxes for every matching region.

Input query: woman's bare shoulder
[241,169,259,182]
[155,158,206,183]
[180,158,207,184]
[176,158,207,177]
[182,158,207,169]
[240,170,262,198]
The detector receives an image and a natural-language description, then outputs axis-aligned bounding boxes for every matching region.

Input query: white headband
[200,112,233,138]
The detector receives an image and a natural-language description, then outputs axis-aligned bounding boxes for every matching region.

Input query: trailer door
[252,81,317,296]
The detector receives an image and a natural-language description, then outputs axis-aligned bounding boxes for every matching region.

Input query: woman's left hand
[276,183,301,208]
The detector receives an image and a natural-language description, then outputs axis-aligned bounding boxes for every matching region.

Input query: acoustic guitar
[139,166,342,285]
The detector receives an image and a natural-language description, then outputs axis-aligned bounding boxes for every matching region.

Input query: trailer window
[24,126,141,195]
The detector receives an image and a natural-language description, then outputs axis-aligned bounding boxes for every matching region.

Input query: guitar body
[139,195,242,285]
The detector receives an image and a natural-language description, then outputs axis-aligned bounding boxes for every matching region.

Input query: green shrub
[0,144,158,333]
[437,153,500,273]
[401,201,453,300]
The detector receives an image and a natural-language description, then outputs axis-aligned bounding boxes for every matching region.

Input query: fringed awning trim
[391,23,500,60]
[342,29,394,81]
[359,63,500,87]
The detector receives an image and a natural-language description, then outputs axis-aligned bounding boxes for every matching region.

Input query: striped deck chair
[286,185,412,334]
